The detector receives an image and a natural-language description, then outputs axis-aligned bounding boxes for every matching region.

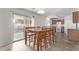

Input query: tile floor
[0,32,79,51]
[14,32,24,41]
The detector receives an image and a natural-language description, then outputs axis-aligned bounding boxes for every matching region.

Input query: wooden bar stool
[24,27,35,46]
[25,30,35,46]
[42,28,55,46]
[33,30,47,51]
[39,31,47,50]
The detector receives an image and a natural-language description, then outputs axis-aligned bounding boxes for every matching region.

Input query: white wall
[34,16,47,26]
[0,8,47,47]
[0,8,13,47]
[64,15,76,34]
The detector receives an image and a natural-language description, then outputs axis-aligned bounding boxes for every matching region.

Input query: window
[13,14,32,33]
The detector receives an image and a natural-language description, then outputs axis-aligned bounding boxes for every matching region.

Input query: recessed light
[37,10,45,14]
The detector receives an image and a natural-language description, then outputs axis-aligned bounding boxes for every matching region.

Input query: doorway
[56,22,61,32]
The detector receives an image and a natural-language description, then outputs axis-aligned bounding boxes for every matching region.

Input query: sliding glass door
[13,14,32,41]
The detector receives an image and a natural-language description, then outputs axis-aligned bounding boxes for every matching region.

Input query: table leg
[36,32,39,51]
[25,31,27,45]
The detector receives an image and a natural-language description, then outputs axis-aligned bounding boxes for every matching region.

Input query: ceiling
[25,8,78,18]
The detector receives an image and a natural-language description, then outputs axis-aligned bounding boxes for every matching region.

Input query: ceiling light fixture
[37,10,45,14]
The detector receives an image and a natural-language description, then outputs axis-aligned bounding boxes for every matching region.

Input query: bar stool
[42,28,54,46]
[24,27,35,46]
[33,30,47,51]
[25,30,35,46]
[39,31,47,50]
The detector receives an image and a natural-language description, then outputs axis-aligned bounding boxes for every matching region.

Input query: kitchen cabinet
[73,11,79,23]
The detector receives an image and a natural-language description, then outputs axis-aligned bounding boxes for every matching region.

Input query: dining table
[25,27,54,51]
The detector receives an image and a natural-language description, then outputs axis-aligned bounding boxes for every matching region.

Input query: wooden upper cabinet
[52,20,57,24]
[73,11,79,23]
[50,18,58,24]
[61,19,64,24]
[50,18,64,25]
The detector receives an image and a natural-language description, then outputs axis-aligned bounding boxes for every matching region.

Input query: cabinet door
[73,11,79,23]
[50,18,57,24]
[52,20,57,24]
[78,12,79,22]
